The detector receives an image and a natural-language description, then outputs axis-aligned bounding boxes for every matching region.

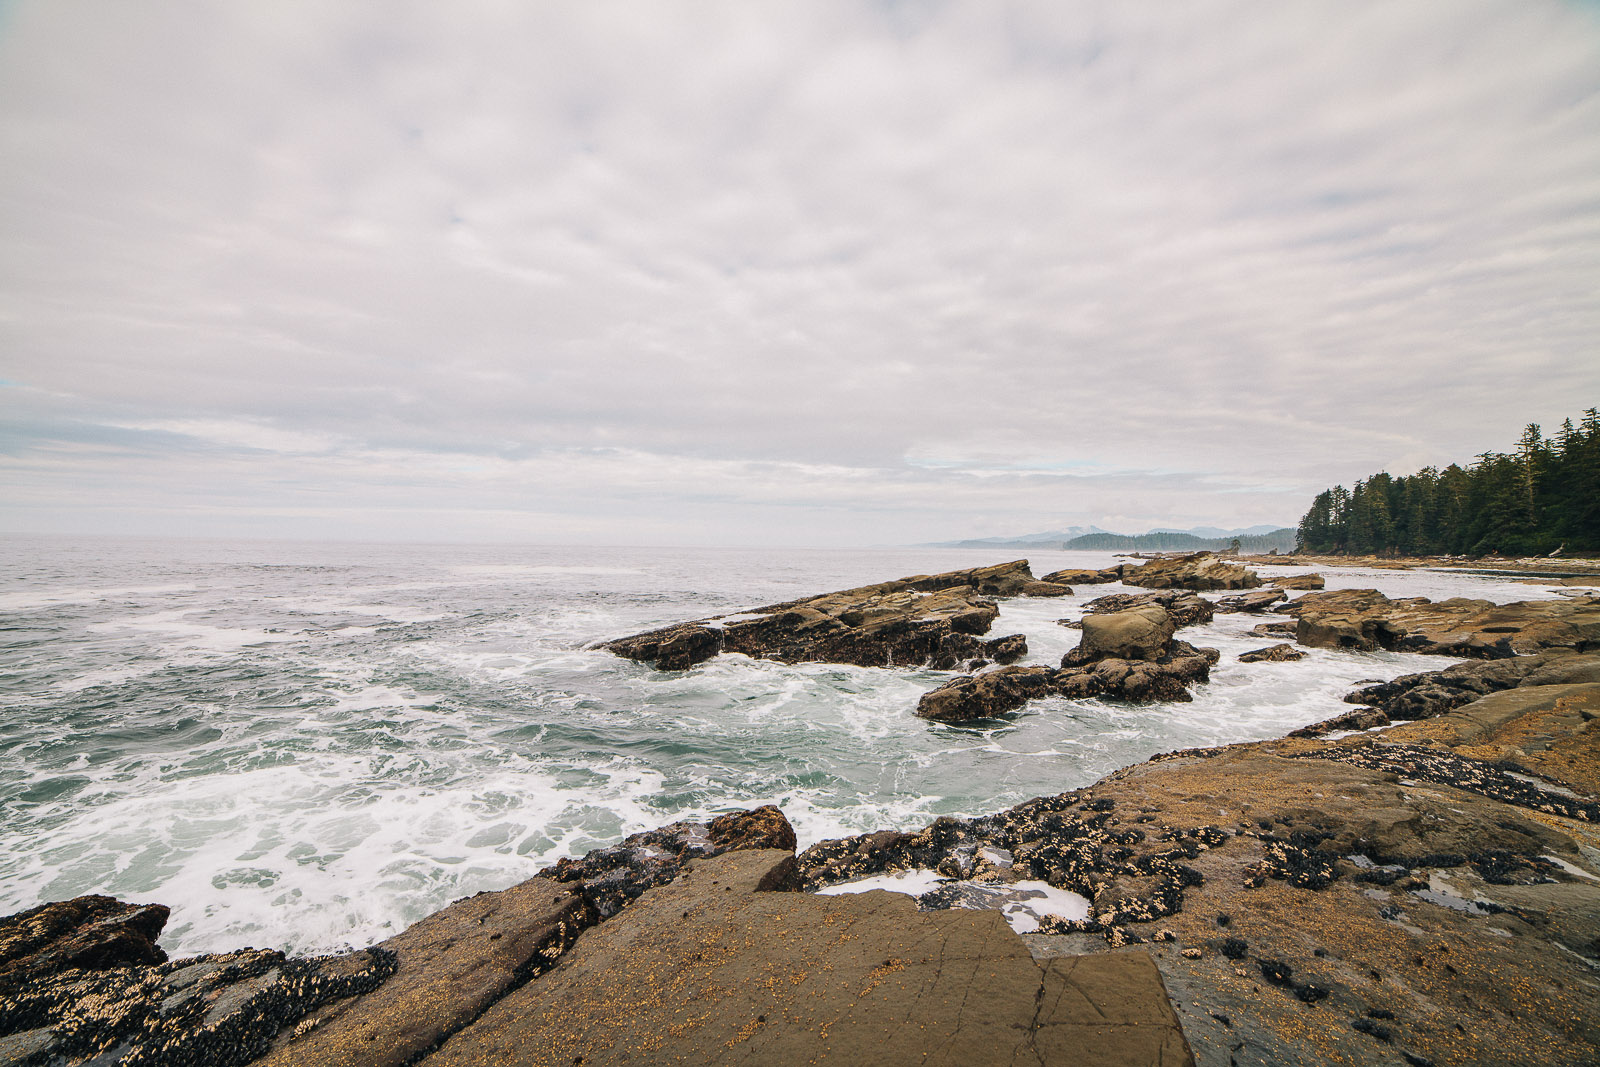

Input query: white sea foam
[86,609,303,655]
[0,540,1557,956]
[816,872,1090,934]
[816,869,947,897]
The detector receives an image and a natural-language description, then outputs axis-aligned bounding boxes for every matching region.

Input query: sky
[2,1,1597,547]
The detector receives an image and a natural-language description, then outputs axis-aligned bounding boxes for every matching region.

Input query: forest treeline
[1295,409,1600,557]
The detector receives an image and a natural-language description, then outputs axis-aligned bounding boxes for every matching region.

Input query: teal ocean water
[0,536,1559,956]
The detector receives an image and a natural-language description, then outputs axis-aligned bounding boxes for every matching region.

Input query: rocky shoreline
[4,555,1598,1066]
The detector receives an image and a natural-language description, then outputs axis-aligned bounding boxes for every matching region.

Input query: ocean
[0,535,1562,957]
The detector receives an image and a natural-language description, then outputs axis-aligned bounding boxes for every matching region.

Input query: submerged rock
[1122,552,1262,591]
[914,665,1061,722]
[1251,620,1298,639]
[603,561,1043,671]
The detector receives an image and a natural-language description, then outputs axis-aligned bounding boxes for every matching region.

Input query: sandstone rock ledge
[1276,588,1600,658]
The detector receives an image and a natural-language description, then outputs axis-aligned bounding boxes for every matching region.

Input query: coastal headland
[3,555,1597,1066]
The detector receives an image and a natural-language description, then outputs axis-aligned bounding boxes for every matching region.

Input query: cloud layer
[3,1,1597,543]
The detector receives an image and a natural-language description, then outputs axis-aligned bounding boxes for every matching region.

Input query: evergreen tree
[1294,410,1600,556]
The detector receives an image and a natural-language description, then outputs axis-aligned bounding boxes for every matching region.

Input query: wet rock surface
[1121,553,1263,592]
[603,561,1043,671]
[1277,588,1600,657]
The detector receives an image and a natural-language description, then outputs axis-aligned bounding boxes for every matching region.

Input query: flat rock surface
[419,849,1192,1067]
[256,877,588,1067]
[1278,588,1600,657]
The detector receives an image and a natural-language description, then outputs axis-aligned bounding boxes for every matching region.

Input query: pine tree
[1293,410,1600,557]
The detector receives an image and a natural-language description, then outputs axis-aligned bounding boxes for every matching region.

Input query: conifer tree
[1294,411,1600,556]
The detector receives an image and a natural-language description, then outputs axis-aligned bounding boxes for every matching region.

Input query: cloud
[1,1,1597,543]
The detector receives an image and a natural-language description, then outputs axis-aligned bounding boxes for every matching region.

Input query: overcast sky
[2,1,1597,546]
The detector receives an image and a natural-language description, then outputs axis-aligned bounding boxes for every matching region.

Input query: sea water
[0,536,1565,956]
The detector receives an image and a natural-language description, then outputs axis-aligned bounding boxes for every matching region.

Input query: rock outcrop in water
[1121,552,1262,591]
[1040,565,1122,585]
[1344,649,1600,722]
[1081,589,1216,628]
[916,606,1221,722]
[1215,587,1288,613]
[1238,643,1304,663]
[603,561,1050,671]
[1275,588,1600,657]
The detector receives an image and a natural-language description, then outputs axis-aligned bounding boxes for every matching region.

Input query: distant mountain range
[923,524,1296,553]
